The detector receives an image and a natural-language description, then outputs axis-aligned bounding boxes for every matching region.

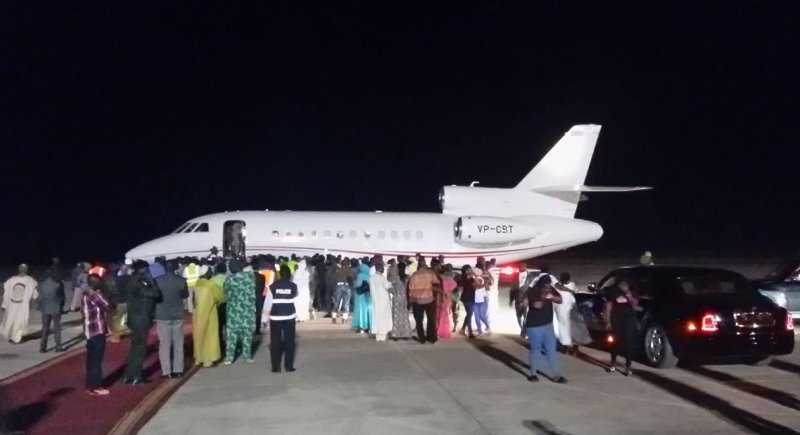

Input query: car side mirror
[587,282,597,293]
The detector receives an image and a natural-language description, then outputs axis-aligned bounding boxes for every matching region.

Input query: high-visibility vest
[258,269,276,297]
[182,263,200,287]
[89,265,106,277]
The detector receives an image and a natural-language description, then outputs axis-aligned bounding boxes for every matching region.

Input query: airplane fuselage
[126,210,603,266]
[126,125,648,265]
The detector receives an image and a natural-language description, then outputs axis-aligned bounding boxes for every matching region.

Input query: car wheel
[643,324,678,368]
[746,356,773,366]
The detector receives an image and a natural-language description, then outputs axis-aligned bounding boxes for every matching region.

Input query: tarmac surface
[141,318,800,435]
[0,311,85,381]
[1,254,797,435]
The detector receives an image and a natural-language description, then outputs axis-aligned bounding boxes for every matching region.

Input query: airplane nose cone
[126,238,166,262]
[125,245,146,262]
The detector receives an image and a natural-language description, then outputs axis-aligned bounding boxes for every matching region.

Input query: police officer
[268,265,298,373]
[123,261,160,385]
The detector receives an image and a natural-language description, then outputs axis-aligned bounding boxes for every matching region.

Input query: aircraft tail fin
[515,124,602,191]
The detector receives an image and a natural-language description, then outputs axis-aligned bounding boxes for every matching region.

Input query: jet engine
[454,216,538,244]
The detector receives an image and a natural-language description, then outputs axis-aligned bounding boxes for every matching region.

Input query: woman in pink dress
[438,265,457,339]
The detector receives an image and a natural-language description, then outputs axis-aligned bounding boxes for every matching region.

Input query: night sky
[2,2,799,265]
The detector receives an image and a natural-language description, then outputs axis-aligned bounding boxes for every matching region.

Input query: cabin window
[416,231,423,240]
[336,231,344,239]
[271,230,280,239]
[298,231,305,238]
[391,231,398,240]
[364,231,371,239]
[324,230,332,239]
[403,230,411,240]
[183,223,199,233]
[311,231,318,239]
[378,231,385,239]
[286,232,292,237]
[194,223,209,233]
[349,230,357,239]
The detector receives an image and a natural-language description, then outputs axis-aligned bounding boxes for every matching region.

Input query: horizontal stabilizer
[531,185,652,193]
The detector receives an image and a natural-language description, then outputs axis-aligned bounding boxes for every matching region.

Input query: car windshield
[673,271,752,296]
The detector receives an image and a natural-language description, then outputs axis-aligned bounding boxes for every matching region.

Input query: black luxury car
[576,266,795,368]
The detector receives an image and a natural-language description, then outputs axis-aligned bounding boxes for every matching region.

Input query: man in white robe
[292,260,311,322]
[1,264,39,343]
[553,272,577,348]
[369,264,394,342]
[487,260,501,326]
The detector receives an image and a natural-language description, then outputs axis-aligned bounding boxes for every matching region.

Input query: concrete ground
[142,319,800,435]
[0,311,85,381]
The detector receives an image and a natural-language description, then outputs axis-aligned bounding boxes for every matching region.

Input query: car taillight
[501,266,518,275]
[701,314,719,332]
[686,321,698,332]
[606,334,615,344]
[787,312,795,331]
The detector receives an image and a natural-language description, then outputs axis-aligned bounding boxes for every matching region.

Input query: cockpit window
[173,223,191,234]
[183,223,199,233]
[194,223,209,233]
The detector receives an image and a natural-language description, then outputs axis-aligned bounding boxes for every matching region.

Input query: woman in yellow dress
[193,270,226,367]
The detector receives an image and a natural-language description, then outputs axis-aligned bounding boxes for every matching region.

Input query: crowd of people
[0,251,653,396]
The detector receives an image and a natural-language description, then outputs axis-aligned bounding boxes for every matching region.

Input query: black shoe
[161,374,172,379]
[170,372,184,379]
[40,349,47,353]
[286,368,296,373]
[468,334,476,339]
[124,377,149,385]
[553,376,568,384]
[527,375,539,383]
[623,368,632,377]
[55,348,65,353]
[271,368,281,373]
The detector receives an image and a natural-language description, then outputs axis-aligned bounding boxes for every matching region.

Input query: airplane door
[223,220,246,259]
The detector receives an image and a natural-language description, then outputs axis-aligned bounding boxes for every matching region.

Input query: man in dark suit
[154,260,189,378]
[39,269,65,353]
[123,261,160,385]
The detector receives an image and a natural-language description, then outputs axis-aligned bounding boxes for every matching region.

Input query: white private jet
[126,124,649,265]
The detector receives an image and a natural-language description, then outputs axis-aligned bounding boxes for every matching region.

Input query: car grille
[734,311,776,328]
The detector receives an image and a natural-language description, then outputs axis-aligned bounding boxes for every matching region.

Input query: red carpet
[0,324,195,435]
